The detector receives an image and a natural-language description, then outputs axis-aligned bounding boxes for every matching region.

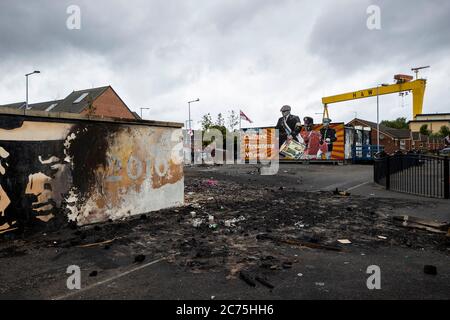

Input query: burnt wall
[0,113,184,237]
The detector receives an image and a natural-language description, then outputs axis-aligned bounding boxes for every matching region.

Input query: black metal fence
[374,154,450,199]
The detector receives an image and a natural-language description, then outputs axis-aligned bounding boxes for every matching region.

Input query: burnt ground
[0,164,449,300]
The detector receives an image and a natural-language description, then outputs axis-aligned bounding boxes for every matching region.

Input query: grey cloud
[308,0,450,73]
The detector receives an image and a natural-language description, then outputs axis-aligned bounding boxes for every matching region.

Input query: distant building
[409,113,450,134]
[347,118,445,153]
[347,118,412,154]
[0,86,137,120]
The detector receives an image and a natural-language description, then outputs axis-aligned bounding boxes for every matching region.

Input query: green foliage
[438,125,450,138]
[420,124,431,136]
[380,117,408,129]
[216,113,225,127]
[199,113,213,131]
[227,110,239,131]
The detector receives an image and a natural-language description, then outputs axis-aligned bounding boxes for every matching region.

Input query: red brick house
[347,118,412,154]
[0,86,137,120]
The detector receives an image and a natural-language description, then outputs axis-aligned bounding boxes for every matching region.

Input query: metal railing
[374,153,450,199]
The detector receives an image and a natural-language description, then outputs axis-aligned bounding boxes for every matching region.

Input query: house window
[73,93,89,104]
[45,103,58,112]
[400,140,406,150]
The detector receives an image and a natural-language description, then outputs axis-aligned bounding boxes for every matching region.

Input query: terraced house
[0,86,138,120]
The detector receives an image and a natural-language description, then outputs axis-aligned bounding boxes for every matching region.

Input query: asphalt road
[0,164,449,300]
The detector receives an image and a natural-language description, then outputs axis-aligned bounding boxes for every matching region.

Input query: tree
[420,124,431,136]
[216,113,225,127]
[227,110,240,132]
[199,113,213,131]
[381,117,408,129]
[438,125,450,138]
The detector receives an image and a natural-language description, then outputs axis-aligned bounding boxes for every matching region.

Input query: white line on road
[345,181,371,192]
[52,254,178,300]
[313,181,371,193]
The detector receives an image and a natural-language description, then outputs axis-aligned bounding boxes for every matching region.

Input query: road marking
[345,181,370,192]
[313,181,371,193]
[52,254,178,300]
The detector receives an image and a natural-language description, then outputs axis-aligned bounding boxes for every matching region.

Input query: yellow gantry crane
[321,72,427,120]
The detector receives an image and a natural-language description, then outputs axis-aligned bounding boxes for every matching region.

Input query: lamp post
[188,98,200,134]
[140,107,150,119]
[376,83,389,152]
[25,70,40,110]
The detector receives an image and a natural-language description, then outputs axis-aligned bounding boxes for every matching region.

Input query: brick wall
[348,119,411,154]
[82,87,136,120]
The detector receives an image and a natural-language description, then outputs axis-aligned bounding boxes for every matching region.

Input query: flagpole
[239,109,241,132]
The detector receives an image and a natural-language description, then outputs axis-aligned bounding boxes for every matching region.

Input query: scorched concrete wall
[0,110,184,236]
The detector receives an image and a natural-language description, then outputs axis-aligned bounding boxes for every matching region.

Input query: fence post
[386,156,390,190]
[444,156,449,199]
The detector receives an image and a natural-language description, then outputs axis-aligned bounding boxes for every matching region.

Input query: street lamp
[188,98,200,134]
[376,83,389,152]
[140,107,150,119]
[25,70,40,110]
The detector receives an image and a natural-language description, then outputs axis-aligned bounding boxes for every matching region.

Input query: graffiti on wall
[0,116,183,235]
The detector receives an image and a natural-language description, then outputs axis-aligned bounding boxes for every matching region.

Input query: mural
[241,128,277,162]
[0,115,184,235]
[241,123,345,161]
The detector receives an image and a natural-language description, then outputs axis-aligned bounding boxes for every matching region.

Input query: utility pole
[188,98,200,135]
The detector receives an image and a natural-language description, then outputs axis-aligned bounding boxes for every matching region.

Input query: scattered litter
[190,211,196,218]
[205,179,218,187]
[192,219,203,228]
[338,239,352,244]
[224,216,246,227]
[211,296,215,300]
[294,222,305,229]
[282,261,293,269]
[424,265,437,275]
[297,273,303,277]
[187,192,195,196]
[77,239,115,248]
[209,223,218,230]
[333,188,350,196]
[207,197,215,201]
[315,282,325,287]
[134,254,146,263]
[393,215,449,234]
[377,236,388,240]
[257,233,341,251]
[255,276,275,289]
[208,215,215,224]
[239,271,256,287]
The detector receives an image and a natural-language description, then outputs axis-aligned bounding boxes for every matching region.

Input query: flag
[240,110,253,123]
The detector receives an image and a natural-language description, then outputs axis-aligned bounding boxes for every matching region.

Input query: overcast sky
[0,0,449,128]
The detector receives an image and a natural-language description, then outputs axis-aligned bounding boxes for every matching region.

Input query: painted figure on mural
[319,118,337,160]
[0,119,72,234]
[275,105,302,147]
[300,117,321,160]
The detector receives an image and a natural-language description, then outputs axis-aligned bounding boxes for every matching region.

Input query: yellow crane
[321,74,427,120]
